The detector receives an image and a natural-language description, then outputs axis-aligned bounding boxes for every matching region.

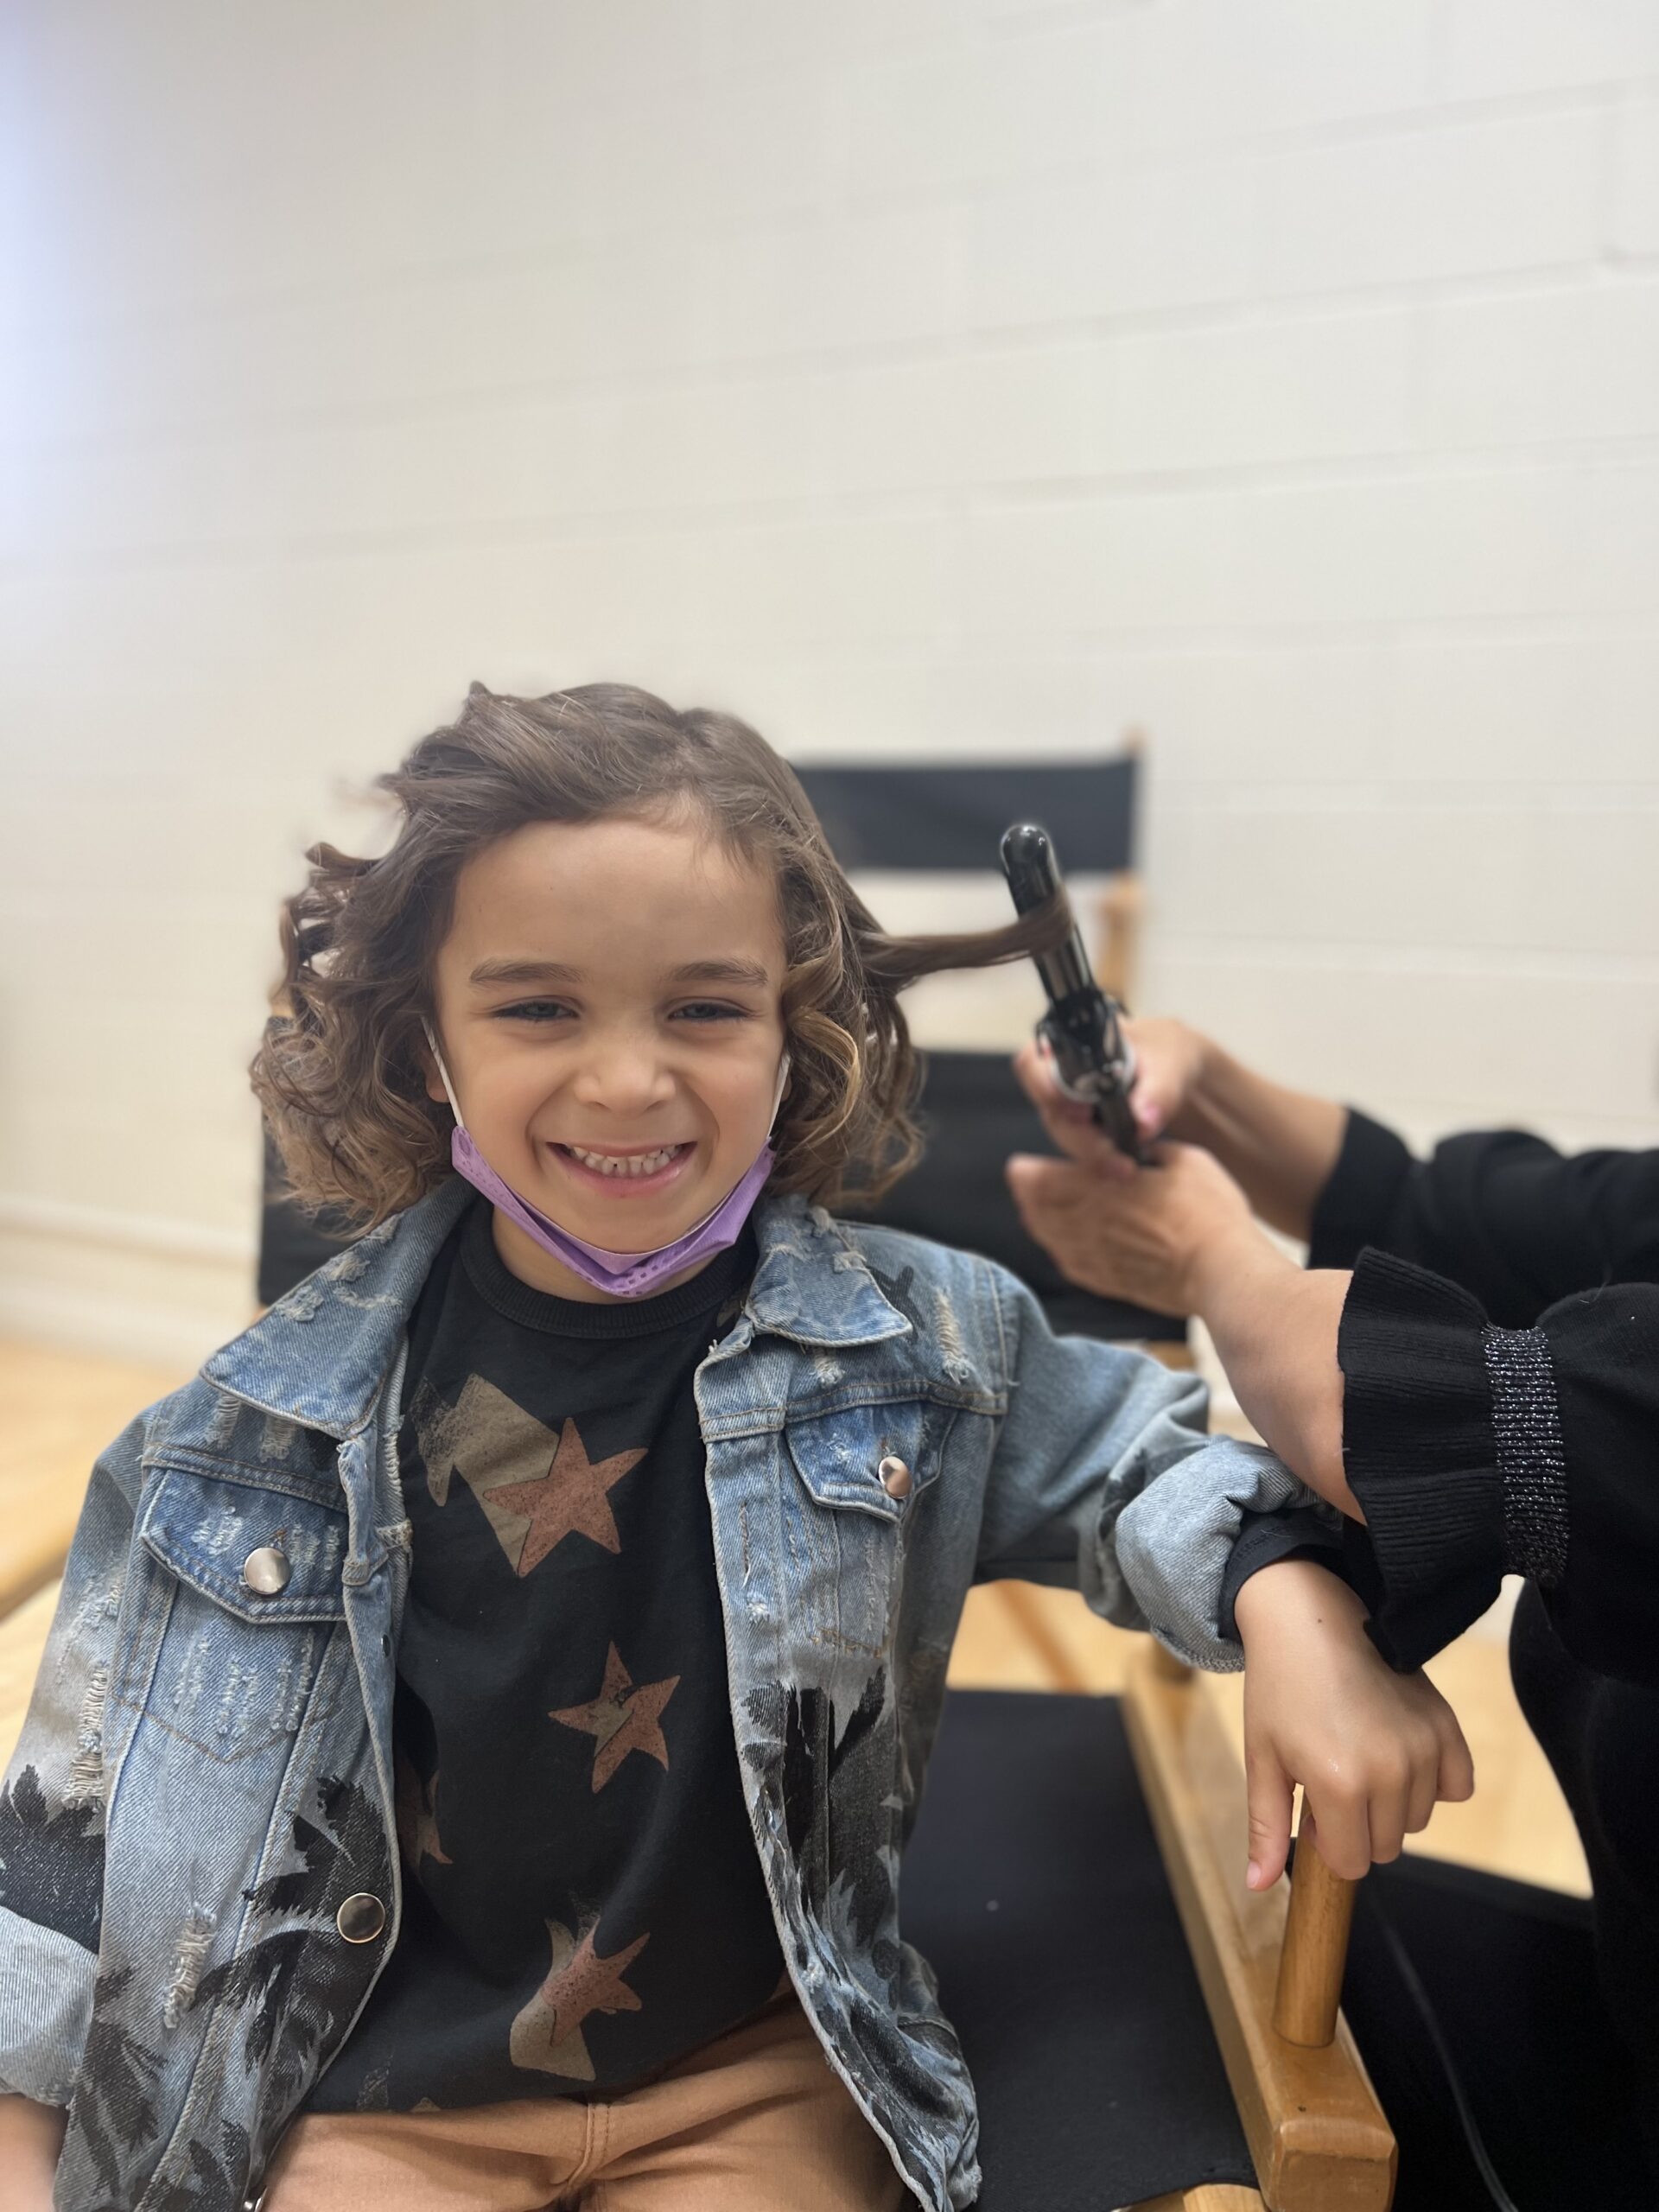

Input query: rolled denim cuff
[0,1909,92,2107]
[1113,1440,1334,1675]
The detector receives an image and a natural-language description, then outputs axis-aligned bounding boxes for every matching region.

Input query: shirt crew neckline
[457,1194,756,1338]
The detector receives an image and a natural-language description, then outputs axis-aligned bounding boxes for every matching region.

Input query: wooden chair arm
[1122,1641,1394,2210]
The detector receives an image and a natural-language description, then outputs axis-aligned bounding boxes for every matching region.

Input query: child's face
[427,811,788,1300]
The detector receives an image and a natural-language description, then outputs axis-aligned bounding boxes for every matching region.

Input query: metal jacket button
[336,1893,386,1944]
[878,1455,912,1499]
[241,1547,292,1596]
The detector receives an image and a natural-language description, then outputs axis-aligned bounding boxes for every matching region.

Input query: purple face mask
[423,1024,787,1300]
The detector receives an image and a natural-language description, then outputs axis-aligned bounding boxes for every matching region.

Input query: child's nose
[569,1046,676,1118]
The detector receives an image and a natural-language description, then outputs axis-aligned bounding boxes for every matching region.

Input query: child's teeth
[569,1143,679,1177]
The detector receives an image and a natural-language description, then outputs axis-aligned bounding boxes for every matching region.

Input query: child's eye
[671,1001,749,1023]
[493,1000,576,1023]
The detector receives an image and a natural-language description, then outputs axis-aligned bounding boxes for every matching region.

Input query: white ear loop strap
[422,1019,467,1128]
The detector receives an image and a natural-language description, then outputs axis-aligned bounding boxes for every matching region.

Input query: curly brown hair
[252,683,1074,1229]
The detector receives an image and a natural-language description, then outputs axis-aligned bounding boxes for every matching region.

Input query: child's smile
[550,1137,696,1198]
[426,809,788,1299]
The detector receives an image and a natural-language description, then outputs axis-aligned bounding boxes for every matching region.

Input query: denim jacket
[0,1180,1316,2212]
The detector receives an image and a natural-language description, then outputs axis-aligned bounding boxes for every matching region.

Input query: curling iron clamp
[1000,823,1145,1162]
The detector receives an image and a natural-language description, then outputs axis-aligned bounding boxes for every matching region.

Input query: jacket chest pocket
[134,1465,351,1763]
[783,1399,951,1669]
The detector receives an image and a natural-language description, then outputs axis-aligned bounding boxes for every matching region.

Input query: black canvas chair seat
[904,1691,1255,2208]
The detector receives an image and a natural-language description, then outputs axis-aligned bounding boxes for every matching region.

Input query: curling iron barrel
[1000,823,1143,1160]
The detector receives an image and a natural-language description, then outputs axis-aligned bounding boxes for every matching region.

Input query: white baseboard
[0,1196,256,1372]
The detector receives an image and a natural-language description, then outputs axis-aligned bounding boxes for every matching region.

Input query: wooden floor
[0,1337,1589,1897]
[0,1338,188,1615]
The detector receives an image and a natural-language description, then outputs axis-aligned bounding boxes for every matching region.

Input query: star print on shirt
[485,1421,646,1574]
[409,1376,645,1574]
[509,1917,651,2081]
[550,1644,680,1791]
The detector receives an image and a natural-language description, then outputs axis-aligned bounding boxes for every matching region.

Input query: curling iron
[1000,823,1144,1161]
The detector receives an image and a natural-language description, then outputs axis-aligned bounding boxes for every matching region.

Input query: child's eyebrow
[665,959,772,989]
[468,958,582,988]
[467,957,772,989]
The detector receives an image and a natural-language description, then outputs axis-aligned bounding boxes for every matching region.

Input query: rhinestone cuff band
[1482,1324,1569,1588]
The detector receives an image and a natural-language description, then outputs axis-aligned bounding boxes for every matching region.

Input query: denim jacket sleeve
[0,1409,149,2105]
[975,1263,1334,1674]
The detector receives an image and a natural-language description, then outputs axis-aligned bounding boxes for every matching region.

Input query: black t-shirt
[308,1199,783,2114]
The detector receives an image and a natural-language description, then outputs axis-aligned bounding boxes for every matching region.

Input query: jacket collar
[200,1177,474,1440]
[743,1192,913,1349]
[201,1182,911,1440]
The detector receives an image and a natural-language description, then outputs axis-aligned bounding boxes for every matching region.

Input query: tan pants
[261,1994,911,2212]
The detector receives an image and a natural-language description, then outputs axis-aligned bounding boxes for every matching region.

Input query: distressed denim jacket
[0,1180,1315,2212]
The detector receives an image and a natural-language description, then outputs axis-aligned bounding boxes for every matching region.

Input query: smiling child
[0,684,1470,2212]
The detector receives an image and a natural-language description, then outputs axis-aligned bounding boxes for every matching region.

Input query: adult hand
[1005,1136,1256,1318]
[1007,1097,1363,1519]
[1119,1015,1209,1144]
[1011,1018,1208,1156]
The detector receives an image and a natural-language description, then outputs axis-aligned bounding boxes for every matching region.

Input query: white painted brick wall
[2,0,1657,1362]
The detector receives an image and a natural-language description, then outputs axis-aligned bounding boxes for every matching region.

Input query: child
[0,685,1471,2212]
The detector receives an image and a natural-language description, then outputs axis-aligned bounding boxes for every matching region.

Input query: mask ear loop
[768,1051,791,1136]
[421,1019,467,1130]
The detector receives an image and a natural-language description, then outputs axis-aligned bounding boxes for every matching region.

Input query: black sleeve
[1309,1112,1659,1330]
[1338,1249,1659,1687]
[1217,1507,1349,1644]
[1306,1108,1416,1272]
